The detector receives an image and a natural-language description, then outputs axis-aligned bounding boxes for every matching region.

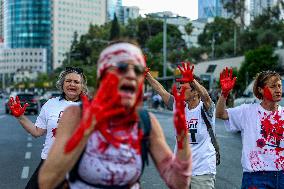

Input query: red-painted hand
[172,84,187,149]
[220,67,236,98]
[65,73,128,153]
[8,96,29,117]
[176,62,194,83]
[144,67,150,77]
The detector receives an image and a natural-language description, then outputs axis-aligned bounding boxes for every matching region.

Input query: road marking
[21,166,29,179]
[27,136,32,141]
[25,152,31,159]
[0,115,6,119]
[27,142,32,148]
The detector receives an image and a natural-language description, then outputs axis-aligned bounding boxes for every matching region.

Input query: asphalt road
[0,100,243,189]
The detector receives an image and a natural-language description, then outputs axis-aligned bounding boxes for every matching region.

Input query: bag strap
[200,105,220,155]
[137,108,152,173]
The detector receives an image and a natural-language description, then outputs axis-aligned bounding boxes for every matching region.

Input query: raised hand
[176,62,194,83]
[172,84,187,149]
[8,96,29,117]
[65,73,128,153]
[220,67,236,98]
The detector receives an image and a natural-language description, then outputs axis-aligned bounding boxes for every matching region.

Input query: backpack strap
[137,108,152,173]
[200,105,221,165]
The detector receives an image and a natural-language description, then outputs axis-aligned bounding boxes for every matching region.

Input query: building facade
[198,0,223,19]
[3,0,52,71]
[52,0,107,69]
[107,0,122,22]
[121,6,139,25]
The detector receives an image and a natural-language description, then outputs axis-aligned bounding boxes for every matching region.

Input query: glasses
[114,62,145,76]
[65,67,83,74]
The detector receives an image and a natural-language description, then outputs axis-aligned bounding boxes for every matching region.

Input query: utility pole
[163,15,167,79]
[211,33,215,59]
[234,25,237,56]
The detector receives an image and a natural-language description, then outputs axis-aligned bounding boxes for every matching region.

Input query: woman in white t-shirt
[216,68,284,188]
[8,67,87,189]
[146,62,217,189]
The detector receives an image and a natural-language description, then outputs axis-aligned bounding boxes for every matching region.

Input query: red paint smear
[263,86,273,101]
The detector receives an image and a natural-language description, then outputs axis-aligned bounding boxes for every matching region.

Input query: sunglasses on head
[65,67,83,74]
[114,62,145,76]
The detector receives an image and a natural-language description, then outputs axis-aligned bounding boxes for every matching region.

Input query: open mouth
[119,84,136,98]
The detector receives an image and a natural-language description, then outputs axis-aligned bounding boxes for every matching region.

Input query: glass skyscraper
[3,0,52,71]
[198,0,223,19]
[107,0,122,21]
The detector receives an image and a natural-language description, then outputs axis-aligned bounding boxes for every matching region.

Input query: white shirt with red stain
[225,103,284,172]
[35,97,80,159]
[68,124,142,189]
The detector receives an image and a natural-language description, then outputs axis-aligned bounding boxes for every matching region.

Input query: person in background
[8,67,87,189]
[145,62,217,189]
[38,39,192,189]
[216,68,284,188]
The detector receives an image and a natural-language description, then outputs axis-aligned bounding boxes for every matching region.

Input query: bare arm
[149,113,191,189]
[38,106,94,189]
[17,115,46,137]
[191,79,212,110]
[216,94,229,120]
[145,72,171,106]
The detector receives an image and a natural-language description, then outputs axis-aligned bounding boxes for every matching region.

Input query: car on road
[5,92,39,115]
[39,91,61,106]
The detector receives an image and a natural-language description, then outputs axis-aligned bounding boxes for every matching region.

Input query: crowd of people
[7,39,284,189]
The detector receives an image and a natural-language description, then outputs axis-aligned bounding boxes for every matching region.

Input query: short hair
[253,70,281,99]
[56,67,88,94]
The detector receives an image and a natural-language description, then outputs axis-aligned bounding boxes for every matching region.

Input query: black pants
[25,159,44,189]
[25,159,67,189]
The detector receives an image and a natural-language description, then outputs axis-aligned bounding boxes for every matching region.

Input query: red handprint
[8,96,29,117]
[172,84,187,149]
[65,73,128,153]
[220,67,236,98]
[176,62,194,83]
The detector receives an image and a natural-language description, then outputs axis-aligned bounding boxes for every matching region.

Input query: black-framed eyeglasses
[65,67,83,74]
[114,62,145,76]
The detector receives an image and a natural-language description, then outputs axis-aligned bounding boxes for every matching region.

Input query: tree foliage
[237,45,278,93]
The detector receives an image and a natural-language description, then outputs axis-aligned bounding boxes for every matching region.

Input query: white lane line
[27,142,32,148]
[0,115,6,119]
[25,152,31,159]
[21,166,29,179]
[27,136,32,141]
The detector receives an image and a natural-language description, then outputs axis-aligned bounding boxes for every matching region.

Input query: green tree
[109,14,120,40]
[237,45,278,93]
[184,22,193,35]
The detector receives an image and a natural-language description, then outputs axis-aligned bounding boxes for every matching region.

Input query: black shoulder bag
[201,106,221,166]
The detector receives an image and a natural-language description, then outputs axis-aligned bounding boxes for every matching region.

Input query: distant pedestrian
[216,68,284,188]
[146,62,218,189]
[8,67,87,189]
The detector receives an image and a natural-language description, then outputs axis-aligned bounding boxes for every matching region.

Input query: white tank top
[69,124,143,189]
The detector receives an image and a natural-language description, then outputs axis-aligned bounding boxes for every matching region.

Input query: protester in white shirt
[8,67,87,189]
[146,62,217,189]
[216,68,284,188]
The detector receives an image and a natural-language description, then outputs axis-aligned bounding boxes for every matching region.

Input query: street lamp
[146,13,180,79]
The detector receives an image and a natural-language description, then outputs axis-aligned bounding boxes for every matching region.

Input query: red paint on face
[263,86,273,101]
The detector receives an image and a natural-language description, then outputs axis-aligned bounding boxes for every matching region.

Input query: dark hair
[253,70,281,99]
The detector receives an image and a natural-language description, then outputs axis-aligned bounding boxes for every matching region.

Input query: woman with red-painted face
[38,40,192,189]
[7,67,87,189]
[216,69,284,188]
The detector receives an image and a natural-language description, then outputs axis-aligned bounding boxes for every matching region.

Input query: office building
[52,0,107,69]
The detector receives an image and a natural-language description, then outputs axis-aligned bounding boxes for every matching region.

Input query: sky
[123,0,198,20]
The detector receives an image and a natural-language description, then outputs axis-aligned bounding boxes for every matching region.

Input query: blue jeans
[241,171,284,189]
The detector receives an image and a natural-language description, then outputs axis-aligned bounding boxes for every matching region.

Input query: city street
[0,99,242,189]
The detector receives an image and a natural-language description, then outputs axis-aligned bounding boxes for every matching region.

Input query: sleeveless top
[68,123,143,189]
